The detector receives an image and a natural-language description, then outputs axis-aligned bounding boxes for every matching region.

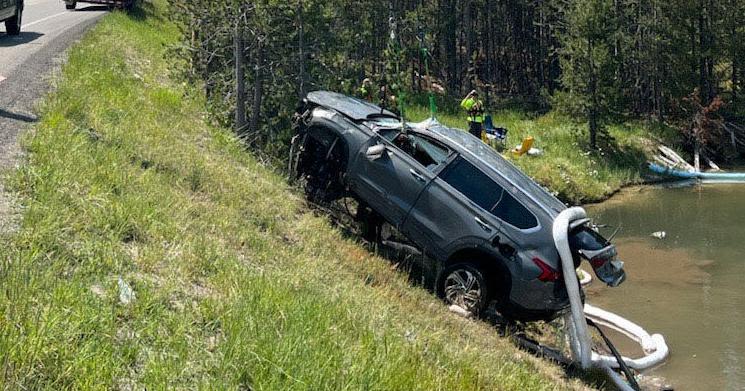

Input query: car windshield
[427,124,566,215]
[368,117,403,128]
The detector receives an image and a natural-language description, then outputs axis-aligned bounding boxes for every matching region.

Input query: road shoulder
[0,15,102,236]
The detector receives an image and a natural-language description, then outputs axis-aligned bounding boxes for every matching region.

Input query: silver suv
[0,0,22,35]
[290,91,625,321]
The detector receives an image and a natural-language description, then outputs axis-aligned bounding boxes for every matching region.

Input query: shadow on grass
[127,0,162,23]
[602,141,649,174]
[571,124,651,180]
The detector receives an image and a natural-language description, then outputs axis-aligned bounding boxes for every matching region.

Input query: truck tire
[5,8,21,35]
[65,1,76,10]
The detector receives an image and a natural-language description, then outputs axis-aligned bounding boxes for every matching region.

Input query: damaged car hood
[306,91,397,122]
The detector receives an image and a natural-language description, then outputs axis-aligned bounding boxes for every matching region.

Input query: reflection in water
[585,184,745,391]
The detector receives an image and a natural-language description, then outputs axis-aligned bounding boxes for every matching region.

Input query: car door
[402,155,510,259]
[352,134,437,228]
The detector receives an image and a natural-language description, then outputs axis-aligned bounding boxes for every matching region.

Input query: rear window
[439,156,538,229]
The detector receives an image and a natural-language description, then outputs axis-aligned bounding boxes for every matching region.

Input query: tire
[5,8,21,35]
[297,135,346,204]
[288,133,307,180]
[65,1,76,10]
[438,263,492,316]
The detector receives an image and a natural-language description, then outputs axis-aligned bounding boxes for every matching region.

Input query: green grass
[407,101,672,204]
[0,2,587,389]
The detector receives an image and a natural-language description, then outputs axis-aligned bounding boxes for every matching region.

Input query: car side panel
[454,155,564,279]
[351,138,433,228]
[403,177,502,262]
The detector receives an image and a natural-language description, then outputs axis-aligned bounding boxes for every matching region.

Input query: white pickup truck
[0,0,22,35]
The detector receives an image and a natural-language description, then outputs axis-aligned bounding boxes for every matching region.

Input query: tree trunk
[297,0,306,98]
[732,0,739,103]
[652,0,664,121]
[588,38,599,149]
[443,0,457,93]
[484,0,492,107]
[250,39,264,137]
[234,27,247,135]
[734,59,739,103]
[464,0,474,91]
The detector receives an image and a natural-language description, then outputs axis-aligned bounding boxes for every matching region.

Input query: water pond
[586,183,745,391]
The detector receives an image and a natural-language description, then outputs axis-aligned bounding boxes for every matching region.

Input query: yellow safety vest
[460,97,484,123]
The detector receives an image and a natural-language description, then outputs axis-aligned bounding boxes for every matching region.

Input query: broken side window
[392,133,450,171]
[377,128,400,142]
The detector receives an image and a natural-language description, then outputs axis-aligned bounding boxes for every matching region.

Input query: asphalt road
[0,0,106,233]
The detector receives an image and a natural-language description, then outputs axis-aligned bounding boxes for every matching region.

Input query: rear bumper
[503,277,582,322]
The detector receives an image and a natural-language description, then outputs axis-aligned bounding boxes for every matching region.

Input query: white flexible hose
[553,207,593,368]
[553,208,670,383]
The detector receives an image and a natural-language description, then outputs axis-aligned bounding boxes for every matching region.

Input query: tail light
[581,246,626,287]
[532,257,561,282]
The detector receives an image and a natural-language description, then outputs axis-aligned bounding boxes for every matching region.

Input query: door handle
[474,216,493,232]
[409,169,426,183]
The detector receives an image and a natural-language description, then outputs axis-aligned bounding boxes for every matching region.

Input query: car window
[378,128,400,142]
[391,133,450,171]
[428,124,567,214]
[439,156,538,229]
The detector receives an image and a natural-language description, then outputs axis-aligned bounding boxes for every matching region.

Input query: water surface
[586,184,745,391]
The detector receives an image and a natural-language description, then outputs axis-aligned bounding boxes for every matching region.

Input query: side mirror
[366,144,386,160]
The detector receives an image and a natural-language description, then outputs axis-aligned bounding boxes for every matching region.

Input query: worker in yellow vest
[461,89,485,139]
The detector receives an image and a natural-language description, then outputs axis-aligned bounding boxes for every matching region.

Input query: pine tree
[557,0,616,148]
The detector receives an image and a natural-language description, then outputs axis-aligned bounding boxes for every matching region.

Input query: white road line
[23,11,70,28]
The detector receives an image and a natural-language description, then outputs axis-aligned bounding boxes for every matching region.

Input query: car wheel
[65,1,76,10]
[298,135,345,204]
[288,134,307,181]
[439,263,491,316]
[5,8,21,35]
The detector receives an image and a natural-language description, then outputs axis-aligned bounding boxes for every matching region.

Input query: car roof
[408,119,567,216]
[306,92,566,216]
[306,91,398,121]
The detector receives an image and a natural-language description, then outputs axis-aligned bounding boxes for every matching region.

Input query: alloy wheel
[443,268,483,312]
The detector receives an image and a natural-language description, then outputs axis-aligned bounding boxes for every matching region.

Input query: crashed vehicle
[290,91,625,321]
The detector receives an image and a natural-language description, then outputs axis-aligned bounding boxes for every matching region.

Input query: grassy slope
[407,104,672,204]
[0,2,587,390]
